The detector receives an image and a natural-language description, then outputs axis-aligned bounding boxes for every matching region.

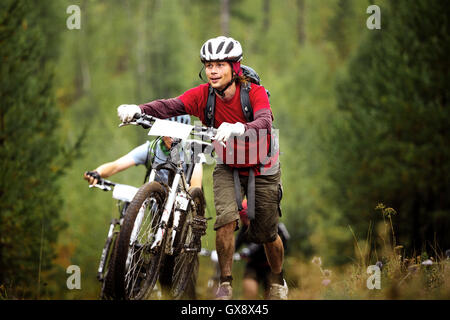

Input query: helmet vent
[225,42,234,54]
[208,42,213,54]
[216,41,225,54]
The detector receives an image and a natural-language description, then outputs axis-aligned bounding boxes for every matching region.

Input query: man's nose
[210,65,219,73]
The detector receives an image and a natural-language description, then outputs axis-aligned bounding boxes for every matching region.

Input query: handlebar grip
[85,171,115,186]
[85,170,101,181]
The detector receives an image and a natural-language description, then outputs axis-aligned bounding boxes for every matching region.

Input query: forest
[0,0,449,300]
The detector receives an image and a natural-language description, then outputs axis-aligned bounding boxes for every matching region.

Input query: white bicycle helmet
[200,36,243,63]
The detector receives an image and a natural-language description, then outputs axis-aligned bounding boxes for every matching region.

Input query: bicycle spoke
[124,197,162,298]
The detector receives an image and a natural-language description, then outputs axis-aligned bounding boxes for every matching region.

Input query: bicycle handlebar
[120,114,217,141]
[88,176,116,191]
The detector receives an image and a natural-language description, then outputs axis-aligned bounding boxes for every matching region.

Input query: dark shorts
[212,164,283,244]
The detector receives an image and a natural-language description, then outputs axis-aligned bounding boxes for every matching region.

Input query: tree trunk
[221,0,230,36]
[297,0,305,45]
[135,0,147,101]
[262,0,270,32]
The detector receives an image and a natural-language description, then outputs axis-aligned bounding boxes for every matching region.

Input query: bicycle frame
[131,145,195,257]
[123,116,215,259]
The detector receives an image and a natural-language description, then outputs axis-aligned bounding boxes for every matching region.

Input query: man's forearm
[244,108,272,133]
[139,98,187,119]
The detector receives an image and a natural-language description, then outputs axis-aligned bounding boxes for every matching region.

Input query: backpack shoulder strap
[240,82,254,122]
[205,83,255,127]
[204,85,216,127]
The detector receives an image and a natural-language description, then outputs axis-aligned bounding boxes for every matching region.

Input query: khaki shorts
[212,164,283,244]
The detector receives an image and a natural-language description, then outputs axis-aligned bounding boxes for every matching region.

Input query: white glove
[214,122,245,144]
[117,104,141,123]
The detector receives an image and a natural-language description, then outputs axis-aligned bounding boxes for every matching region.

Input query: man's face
[204,61,233,90]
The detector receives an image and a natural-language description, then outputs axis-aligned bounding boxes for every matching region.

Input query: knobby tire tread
[113,182,166,300]
[171,187,205,300]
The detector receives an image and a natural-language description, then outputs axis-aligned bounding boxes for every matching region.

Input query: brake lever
[118,121,137,128]
[191,129,225,147]
[89,184,112,191]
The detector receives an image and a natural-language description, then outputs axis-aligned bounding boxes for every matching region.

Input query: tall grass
[284,204,450,299]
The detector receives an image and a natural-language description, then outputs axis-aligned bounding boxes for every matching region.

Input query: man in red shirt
[117,36,288,300]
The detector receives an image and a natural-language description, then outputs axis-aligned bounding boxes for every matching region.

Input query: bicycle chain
[191,216,208,237]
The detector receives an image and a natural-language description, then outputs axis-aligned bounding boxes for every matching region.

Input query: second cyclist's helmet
[168,115,191,125]
[200,36,243,63]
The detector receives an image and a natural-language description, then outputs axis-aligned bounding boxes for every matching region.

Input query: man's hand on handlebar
[84,170,101,186]
[117,104,142,123]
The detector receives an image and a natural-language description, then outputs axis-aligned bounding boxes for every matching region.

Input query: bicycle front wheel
[114,182,167,300]
[171,187,207,299]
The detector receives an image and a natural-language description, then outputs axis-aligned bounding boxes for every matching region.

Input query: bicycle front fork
[97,218,120,281]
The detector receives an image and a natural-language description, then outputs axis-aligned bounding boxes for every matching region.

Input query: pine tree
[0,0,66,297]
[327,0,450,255]
[326,0,355,60]
[147,0,194,99]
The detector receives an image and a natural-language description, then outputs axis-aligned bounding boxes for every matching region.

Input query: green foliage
[326,0,450,256]
[2,0,447,299]
[0,0,67,298]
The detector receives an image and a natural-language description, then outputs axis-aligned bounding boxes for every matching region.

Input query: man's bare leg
[214,221,236,299]
[264,234,284,273]
[216,221,237,279]
[263,234,288,299]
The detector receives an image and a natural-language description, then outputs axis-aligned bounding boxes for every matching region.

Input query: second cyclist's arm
[94,155,136,178]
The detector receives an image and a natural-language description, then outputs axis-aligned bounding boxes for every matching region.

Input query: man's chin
[209,82,225,90]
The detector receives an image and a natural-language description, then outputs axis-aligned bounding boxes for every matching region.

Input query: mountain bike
[113,114,216,300]
[86,174,139,299]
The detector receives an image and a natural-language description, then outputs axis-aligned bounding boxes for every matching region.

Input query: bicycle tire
[100,231,119,299]
[114,181,167,300]
[171,187,206,299]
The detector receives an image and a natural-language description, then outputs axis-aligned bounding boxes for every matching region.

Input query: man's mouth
[210,77,221,83]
